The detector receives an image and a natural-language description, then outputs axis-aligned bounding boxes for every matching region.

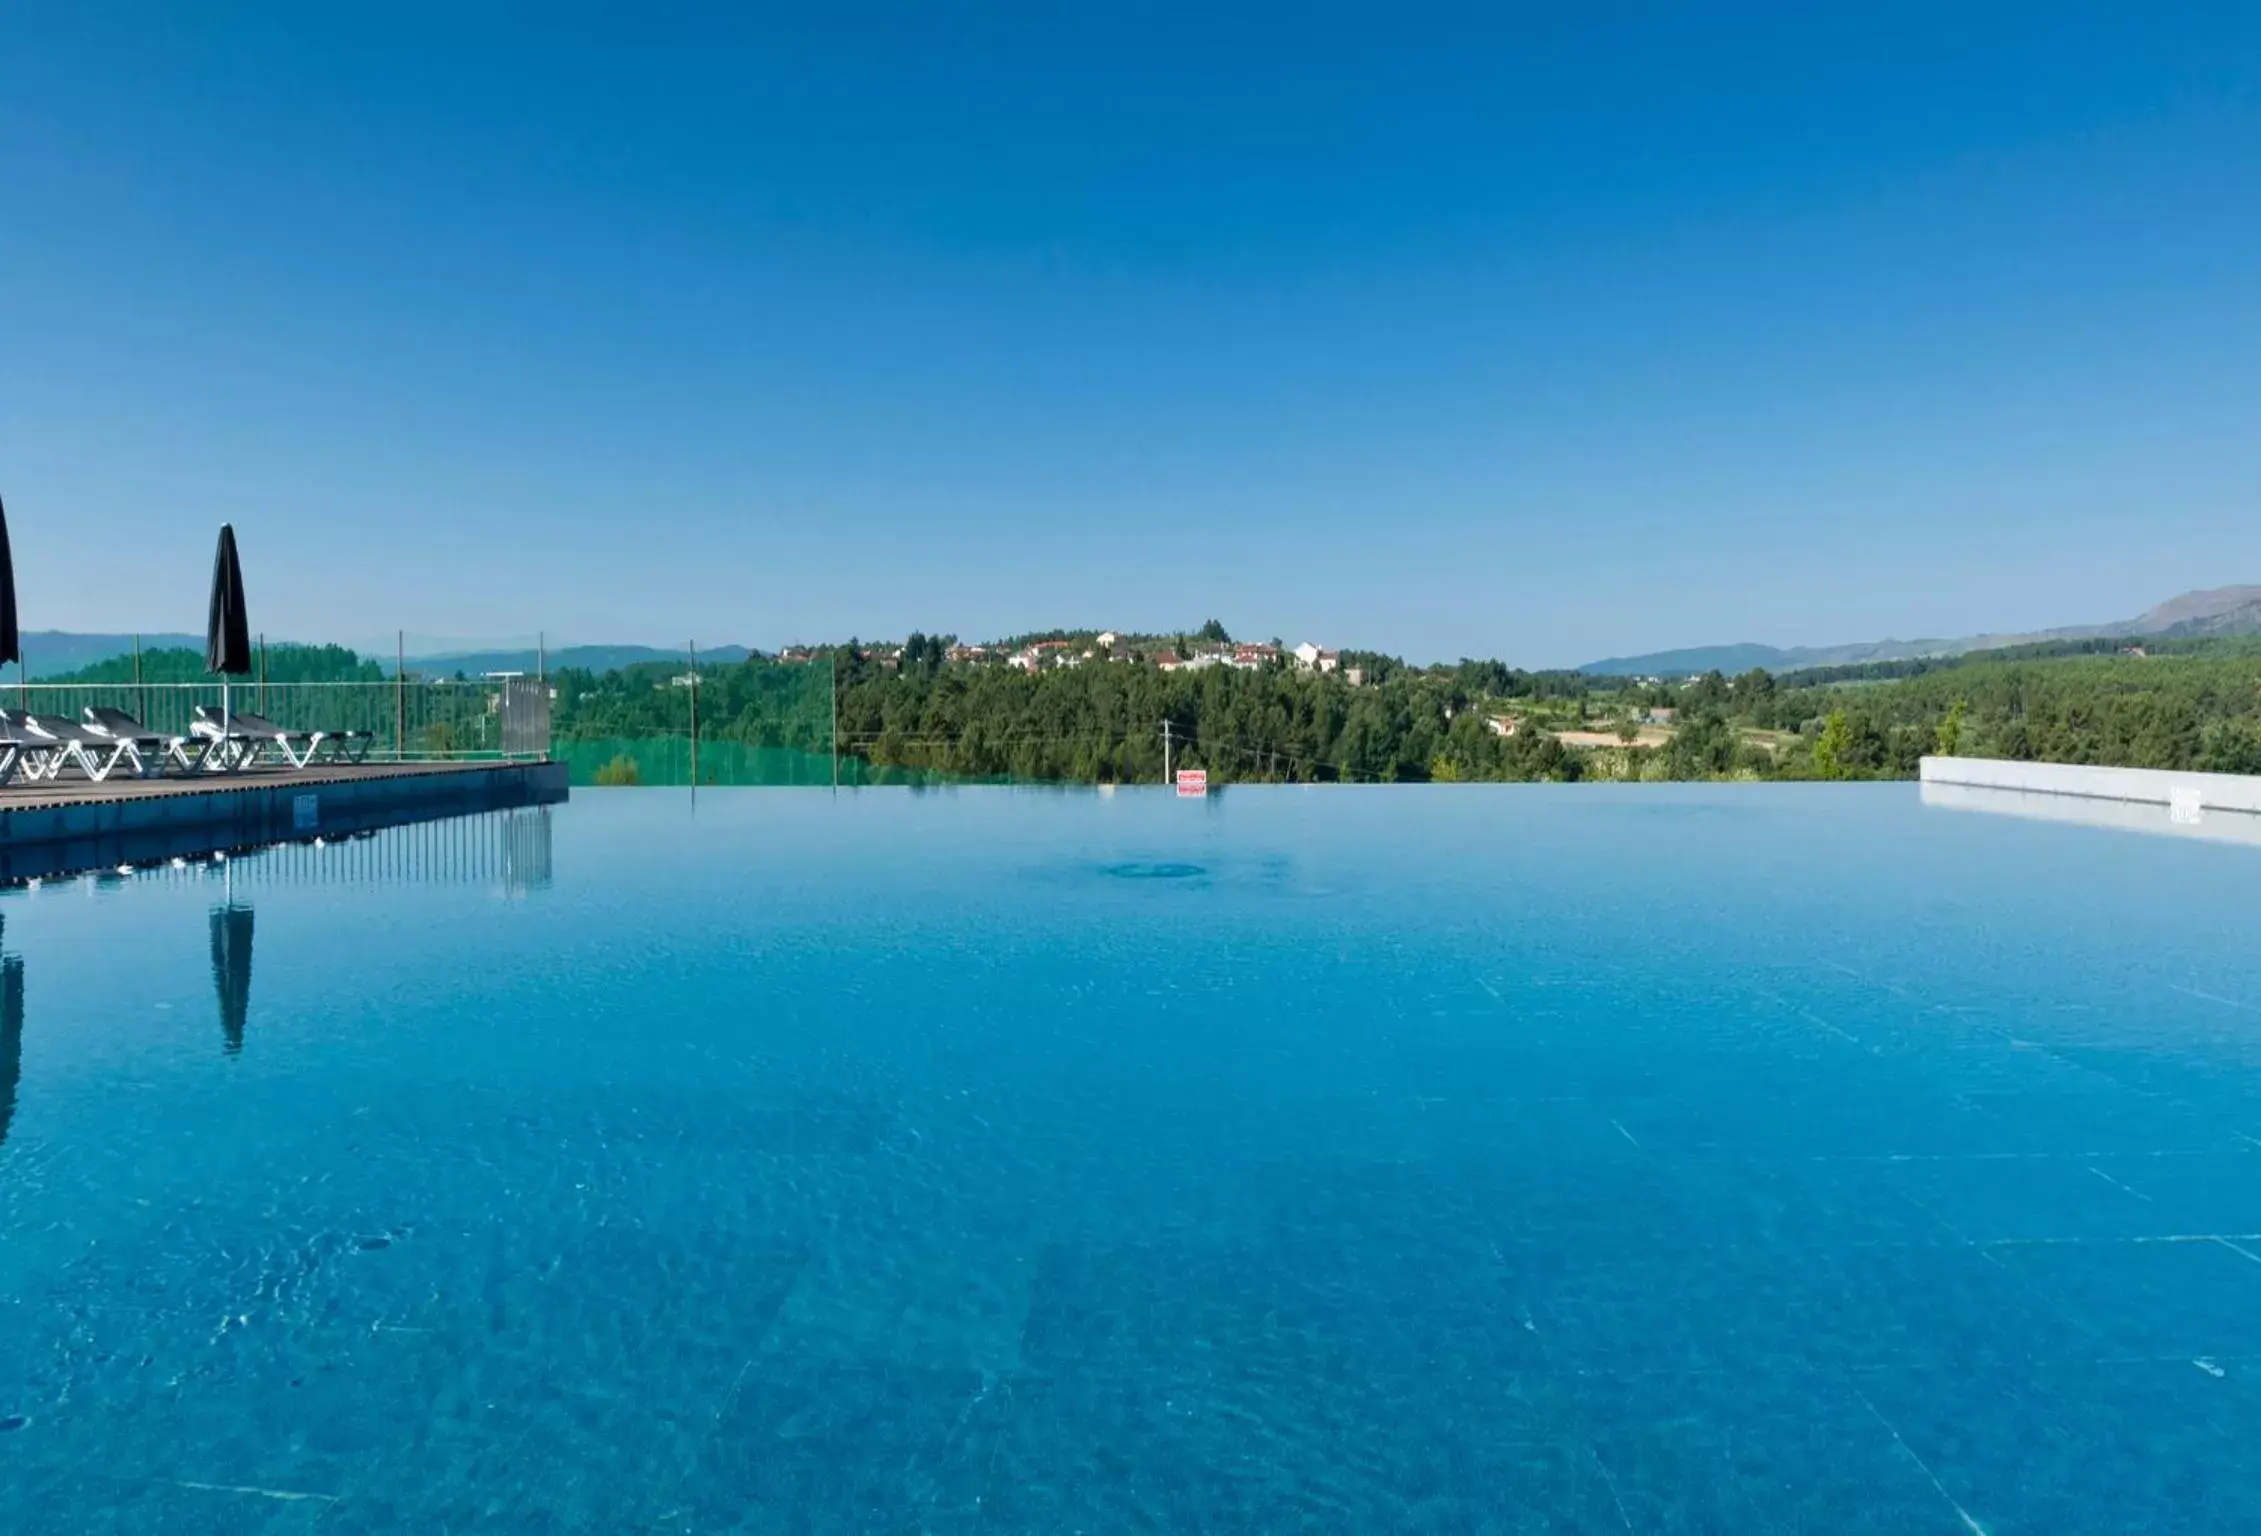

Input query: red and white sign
[1175,768,1208,796]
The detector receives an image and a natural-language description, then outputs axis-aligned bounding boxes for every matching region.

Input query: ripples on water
[3,787,2261,1531]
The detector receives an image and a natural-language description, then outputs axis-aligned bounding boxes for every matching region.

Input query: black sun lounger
[24,711,160,782]
[0,715,71,787]
[0,709,143,784]
[81,707,208,776]
[191,706,373,771]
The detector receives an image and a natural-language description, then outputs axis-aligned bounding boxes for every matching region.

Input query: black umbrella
[0,494,19,673]
[209,903,254,1055]
[206,524,251,739]
[0,493,17,665]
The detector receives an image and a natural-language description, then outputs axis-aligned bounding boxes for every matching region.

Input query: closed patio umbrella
[0,494,21,693]
[206,524,252,746]
[209,902,254,1055]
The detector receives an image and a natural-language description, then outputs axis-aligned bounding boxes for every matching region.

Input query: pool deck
[0,758,569,882]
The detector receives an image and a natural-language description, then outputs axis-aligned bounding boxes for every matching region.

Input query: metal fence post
[395,630,406,761]
[133,634,145,723]
[537,631,549,763]
[688,640,699,788]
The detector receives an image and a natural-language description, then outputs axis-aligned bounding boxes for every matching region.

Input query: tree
[1197,618,1231,644]
[1812,709,1886,779]
[2203,720,2261,775]
[1812,711,1855,780]
[2129,699,2202,770]
[1665,713,1735,779]
[1935,699,1967,757]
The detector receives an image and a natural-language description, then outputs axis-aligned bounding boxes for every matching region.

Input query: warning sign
[1176,769,1208,797]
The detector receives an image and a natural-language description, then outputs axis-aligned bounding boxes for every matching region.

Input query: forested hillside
[543,639,2261,784]
[44,635,2261,784]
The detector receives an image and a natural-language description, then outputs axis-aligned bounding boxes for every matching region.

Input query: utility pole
[1162,719,1173,784]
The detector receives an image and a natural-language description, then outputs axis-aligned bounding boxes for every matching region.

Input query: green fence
[14,679,541,760]
[16,655,1034,786]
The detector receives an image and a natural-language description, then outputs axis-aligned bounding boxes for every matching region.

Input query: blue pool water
[6,785,2261,1532]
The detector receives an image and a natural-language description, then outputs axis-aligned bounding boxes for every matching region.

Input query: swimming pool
[4,785,2260,1532]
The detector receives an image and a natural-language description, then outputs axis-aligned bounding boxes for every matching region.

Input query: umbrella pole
[222,678,230,770]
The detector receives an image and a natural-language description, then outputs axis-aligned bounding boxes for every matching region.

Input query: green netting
[551,658,888,786]
[551,737,1018,787]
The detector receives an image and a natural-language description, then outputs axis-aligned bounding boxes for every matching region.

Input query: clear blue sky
[4,3,2258,666]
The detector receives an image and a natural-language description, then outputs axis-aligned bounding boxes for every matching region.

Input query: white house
[1293,642,1342,674]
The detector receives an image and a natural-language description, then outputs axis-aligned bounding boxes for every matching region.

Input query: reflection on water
[130,806,557,897]
[501,805,554,891]
[0,806,555,1145]
[208,904,254,1056]
[1921,778,2261,848]
[0,951,19,1151]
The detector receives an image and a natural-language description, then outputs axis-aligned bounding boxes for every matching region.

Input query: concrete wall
[1918,756,2261,815]
[0,762,569,882]
[1920,777,2261,847]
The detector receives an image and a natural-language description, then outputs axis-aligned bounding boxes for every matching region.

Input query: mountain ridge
[1579,586,2261,676]
[395,643,753,677]
[12,631,204,677]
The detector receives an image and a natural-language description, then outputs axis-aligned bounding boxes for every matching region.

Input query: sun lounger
[191,706,371,770]
[0,716,69,787]
[185,707,265,772]
[0,712,93,785]
[81,707,207,776]
[23,712,156,782]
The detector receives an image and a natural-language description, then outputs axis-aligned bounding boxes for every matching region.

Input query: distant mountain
[397,643,753,677]
[7,633,758,680]
[1579,586,2261,677]
[2135,585,2261,638]
[12,631,202,677]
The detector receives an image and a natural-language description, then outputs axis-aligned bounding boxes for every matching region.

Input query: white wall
[1919,756,2261,815]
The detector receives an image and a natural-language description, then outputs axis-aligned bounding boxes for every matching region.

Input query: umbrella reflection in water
[209,902,253,1055]
[0,917,20,1150]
